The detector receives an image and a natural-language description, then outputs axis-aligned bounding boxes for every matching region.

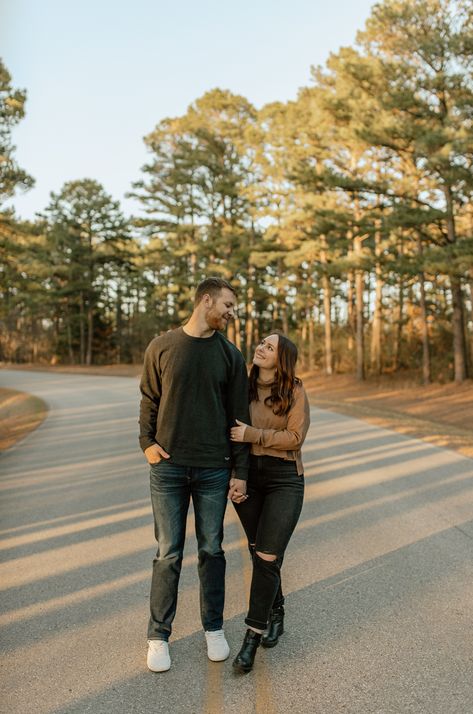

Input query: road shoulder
[0,387,48,452]
[304,374,473,459]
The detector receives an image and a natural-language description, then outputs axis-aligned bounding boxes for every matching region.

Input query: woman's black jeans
[234,455,304,630]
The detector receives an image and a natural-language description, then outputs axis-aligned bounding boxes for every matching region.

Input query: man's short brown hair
[194,277,236,306]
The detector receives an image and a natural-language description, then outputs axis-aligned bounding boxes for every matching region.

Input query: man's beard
[206,308,227,330]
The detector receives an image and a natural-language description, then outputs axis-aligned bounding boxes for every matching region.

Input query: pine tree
[0,58,35,360]
[43,180,133,364]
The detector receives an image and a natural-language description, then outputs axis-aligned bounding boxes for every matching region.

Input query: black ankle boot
[232,629,261,673]
[261,606,284,648]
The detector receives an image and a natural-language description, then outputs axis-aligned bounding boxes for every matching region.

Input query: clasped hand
[228,477,248,504]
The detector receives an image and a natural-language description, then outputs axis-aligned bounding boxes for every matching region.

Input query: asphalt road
[1,369,472,714]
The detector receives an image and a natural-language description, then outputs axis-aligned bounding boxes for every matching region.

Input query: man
[139,277,250,672]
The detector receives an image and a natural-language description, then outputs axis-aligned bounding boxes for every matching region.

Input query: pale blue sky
[2,0,375,219]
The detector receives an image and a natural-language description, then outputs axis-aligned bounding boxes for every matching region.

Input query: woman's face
[253,334,279,371]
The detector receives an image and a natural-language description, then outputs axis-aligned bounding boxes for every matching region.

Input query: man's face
[204,288,236,331]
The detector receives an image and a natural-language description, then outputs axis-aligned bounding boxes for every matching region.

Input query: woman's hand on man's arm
[230,419,248,442]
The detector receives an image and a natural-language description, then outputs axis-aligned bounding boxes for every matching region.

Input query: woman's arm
[230,387,310,451]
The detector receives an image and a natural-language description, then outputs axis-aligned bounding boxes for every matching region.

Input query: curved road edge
[0,386,49,453]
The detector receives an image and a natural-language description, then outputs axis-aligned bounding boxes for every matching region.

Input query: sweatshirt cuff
[139,437,156,452]
[233,467,248,481]
[244,425,263,444]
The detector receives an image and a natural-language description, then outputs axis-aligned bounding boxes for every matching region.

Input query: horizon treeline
[1,0,473,383]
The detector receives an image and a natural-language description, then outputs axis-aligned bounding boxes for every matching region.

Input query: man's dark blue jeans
[148,460,230,641]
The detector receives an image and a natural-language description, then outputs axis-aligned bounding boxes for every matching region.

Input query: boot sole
[232,661,253,673]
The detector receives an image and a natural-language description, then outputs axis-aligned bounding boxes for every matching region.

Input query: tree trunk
[450,278,467,382]
[444,185,468,382]
[79,292,85,364]
[370,229,383,376]
[253,318,260,347]
[116,287,122,364]
[322,273,332,376]
[469,281,473,374]
[245,313,254,362]
[86,302,93,366]
[419,278,431,384]
[227,321,236,345]
[85,231,95,367]
[394,287,404,372]
[301,318,308,371]
[308,316,314,370]
[347,269,355,352]
[354,233,365,381]
[320,236,332,376]
[67,319,75,364]
[245,276,255,362]
[417,239,431,384]
[31,318,38,362]
[281,304,289,335]
[234,316,242,352]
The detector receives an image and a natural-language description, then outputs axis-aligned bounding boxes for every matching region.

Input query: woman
[230,332,310,673]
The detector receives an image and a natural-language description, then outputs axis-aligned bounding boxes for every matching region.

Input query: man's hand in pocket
[144,444,171,464]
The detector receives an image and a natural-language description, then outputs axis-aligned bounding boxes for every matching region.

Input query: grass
[0,387,48,452]
[302,373,473,459]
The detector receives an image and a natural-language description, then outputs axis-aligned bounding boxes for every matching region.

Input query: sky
[2,0,376,220]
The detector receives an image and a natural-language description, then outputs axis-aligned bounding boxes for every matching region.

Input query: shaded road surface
[1,370,472,714]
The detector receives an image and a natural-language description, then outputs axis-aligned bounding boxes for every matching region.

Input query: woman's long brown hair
[248,332,301,416]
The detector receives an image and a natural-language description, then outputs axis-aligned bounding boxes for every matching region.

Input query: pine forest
[1,0,473,383]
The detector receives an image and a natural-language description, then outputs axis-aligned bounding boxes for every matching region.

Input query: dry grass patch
[0,362,142,378]
[302,373,473,459]
[0,388,48,452]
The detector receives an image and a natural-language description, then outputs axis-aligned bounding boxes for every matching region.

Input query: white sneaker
[205,629,230,662]
[147,639,171,672]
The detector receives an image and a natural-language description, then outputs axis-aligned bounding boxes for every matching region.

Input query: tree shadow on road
[16,517,472,714]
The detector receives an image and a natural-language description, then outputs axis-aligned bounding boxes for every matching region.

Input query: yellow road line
[204,660,225,714]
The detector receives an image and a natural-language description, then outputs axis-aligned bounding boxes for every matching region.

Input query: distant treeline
[1,0,473,382]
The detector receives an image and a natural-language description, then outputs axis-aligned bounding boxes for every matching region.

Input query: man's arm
[139,340,165,455]
[227,351,250,482]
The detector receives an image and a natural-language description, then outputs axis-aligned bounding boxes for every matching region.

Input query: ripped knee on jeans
[255,550,277,562]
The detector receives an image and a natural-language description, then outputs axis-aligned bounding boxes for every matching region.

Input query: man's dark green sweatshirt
[139,327,250,480]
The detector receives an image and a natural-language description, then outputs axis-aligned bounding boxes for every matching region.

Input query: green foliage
[41,180,136,364]
[0,59,34,205]
[2,3,473,379]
